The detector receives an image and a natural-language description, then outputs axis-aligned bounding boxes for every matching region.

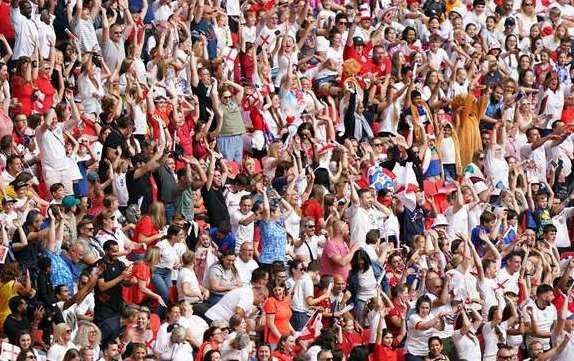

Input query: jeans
[207,293,224,306]
[165,203,176,224]
[217,134,244,164]
[354,299,367,326]
[290,310,309,332]
[152,267,172,316]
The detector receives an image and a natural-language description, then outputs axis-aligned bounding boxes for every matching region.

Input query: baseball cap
[62,195,81,208]
[504,17,516,26]
[352,36,365,46]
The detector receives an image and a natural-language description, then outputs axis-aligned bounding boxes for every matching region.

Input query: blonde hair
[144,247,161,268]
[181,250,195,266]
[149,202,166,230]
[73,321,101,347]
[53,323,70,344]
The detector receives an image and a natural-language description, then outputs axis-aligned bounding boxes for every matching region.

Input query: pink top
[319,238,351,280]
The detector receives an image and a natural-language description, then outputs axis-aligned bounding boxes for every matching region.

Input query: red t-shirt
[339,331,363,355]
[35,73,56,113]
[343,42,373,66]
[386,300,408,338]
[121,261,151,304]
[361,56,392,77]
[372,345,403,361]
[133,215,160,254]
[302,198,323,233]
[553,289,574,314]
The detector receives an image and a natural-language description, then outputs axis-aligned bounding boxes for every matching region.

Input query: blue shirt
[258,219,287,264]
[45,248,75,293]
[209,227,236,253]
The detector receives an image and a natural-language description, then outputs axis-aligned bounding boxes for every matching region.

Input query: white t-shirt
[357,267,378,302]
[37,124,69,171]
[427,48,449,70]
[520,142,549,183]
[553,207,574,248]
[160,342,194,361]
[293,235,325,264]
[479,277,498,317]
[446,205,470,237]
[452,329,481,361]
[230,210,254,254]
[523,299,557,350]
[10,7,39,59]
[348,204,386,247]
[234,258,259,286]
[156,239,179,269]
[405,313,435,356]
[483,321,507,360]
[177,267,201,303]
[291,273,314,313]
[495,267,520,295]
[47,342,76,361]
[205,287,254,322]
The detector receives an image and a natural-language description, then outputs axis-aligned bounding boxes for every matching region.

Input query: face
[418,301,431,316]
[507,255,522,273]
[136,312,149,329]
[19,334,32,350]
[429,339,443,355]
[273,285,286,299]
[222,255,235,269]
[258,346,271,361]
[168,306,181,323]
[240,199,253,214]
[133,347,146,361]
[80,223,94,237]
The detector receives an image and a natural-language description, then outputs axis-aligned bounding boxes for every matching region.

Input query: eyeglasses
[222,95,232,100]
[306,224,315,228]
[523,2,533,5]
[65,329,72,334]
[373,143,383,147]
[114,31,123,35]
[84,227,94,231]
[337,21,348,25]
[26,355,36,360]
[105,216,115,220]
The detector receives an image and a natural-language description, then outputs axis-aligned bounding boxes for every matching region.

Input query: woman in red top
[11,57,36,116]
[122,246,166,308]
[272,335,296,361]
[35,58,58,114]
[373,309,405,361]
[263,281,294,346]
[336,313,365,356]
[132,201,166,259]
[195,327,225,361]
[386,284,409,339]
[170,96,199,169]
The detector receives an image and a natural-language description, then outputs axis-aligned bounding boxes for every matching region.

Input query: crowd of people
[0,0,574,359]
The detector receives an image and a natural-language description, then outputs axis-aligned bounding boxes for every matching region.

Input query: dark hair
[8,296,24,314]
[103,239,119,252]
[536,284,553,296]
[251,268,268,285]
[350,249,371,273]
[203,326,221,342]
[542,224,557,234]
[415,295,432,314]
[49,183,64,193]
[348,346,369,361]
[166,225,183,238]
[428,336,442,348]
[203,350,220,361]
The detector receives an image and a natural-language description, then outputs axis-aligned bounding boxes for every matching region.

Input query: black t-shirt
[94,259,126,323]
[191,83,213,127]
[126,169,153,214]
[3,315,30,345]
[200,185,230,228]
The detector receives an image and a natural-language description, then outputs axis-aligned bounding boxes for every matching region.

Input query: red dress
[11,75,34,116]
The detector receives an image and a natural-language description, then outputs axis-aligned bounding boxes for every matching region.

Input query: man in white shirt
[230,195,256,254]
[234,242,258,286]
[523,284,558,351]
[10,0,39,60]
[35,94,80,195]
[204,284,267,324]
[520,128,565,183]
[348,186,389,247]
[495,251,522,295]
